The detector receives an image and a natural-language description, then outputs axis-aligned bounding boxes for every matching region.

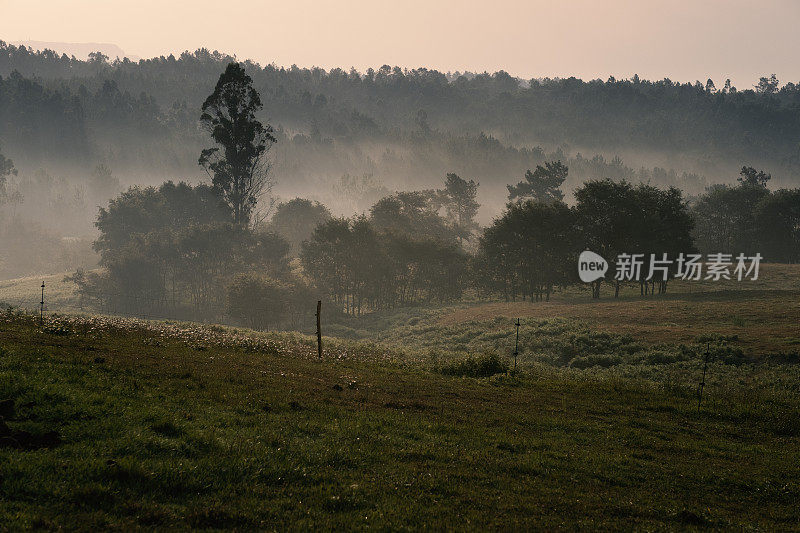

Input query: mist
[1,43,799,281]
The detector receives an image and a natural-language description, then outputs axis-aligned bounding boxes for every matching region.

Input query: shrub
[557,331,643,364]
[710,345,749,365]
[766,352,800,365]
[439,352,508,377]
[226,274,287,330]
[696,333,739,343]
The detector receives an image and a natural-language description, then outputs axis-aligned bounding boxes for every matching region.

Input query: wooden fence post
[316,300,322,359]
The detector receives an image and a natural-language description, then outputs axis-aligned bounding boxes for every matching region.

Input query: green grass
[1,311,799,529]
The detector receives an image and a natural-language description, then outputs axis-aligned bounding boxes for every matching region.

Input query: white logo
[578,250,608,283]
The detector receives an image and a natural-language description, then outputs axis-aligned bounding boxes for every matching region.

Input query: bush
[557,331,642,364]
[439,352,509,377]
[765,352,800,365]
[226,273,287,330]
[696,333,739,343]
[710,345,749,365]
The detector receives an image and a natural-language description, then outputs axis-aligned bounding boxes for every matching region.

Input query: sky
[3,0,800,87]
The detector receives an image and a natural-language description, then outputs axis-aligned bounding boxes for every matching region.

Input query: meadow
[0,265,799,529]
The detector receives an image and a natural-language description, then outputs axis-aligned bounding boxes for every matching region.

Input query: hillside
[0,295,799,527]
[2,43,800,191]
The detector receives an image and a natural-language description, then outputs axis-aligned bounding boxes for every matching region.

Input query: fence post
[40,282,45,325]
[513,318,520,372]
[316,300,322,359]
[697,342,710,413]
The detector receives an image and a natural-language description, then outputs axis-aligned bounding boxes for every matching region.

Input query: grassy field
[0,272,79,313]
[324,264,800,368]
[0,265,799,528]
[437,264,800,352]
[0,310,799,529]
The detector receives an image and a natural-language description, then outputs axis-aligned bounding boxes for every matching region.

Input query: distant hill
[10,40,140,61]
[1,43,799,197]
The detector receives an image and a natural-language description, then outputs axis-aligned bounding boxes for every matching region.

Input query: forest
[1,45,800,313]
[4,61,785,329]
[3,43,800,181]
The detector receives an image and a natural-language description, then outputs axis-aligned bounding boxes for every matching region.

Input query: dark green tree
[199,62,276,226]
[301,217,388,315]
[755,74,779,94]
[94,181,230,257]
[692,182,770,254]
[268,198,332,254]
[573,180,695,298]
[574,179,638,298]
[738,166,771,188]
[369,191,456,244]
[629,183,695,295]
[755,189,800,263]
[507,161,568,203]
[477,200,577,301]
[440,173,479,245]
[300,215,467,313]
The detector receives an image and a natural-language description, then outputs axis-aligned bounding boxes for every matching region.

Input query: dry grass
[439,264,800,355]
[439,291,800,353]
[0,271,79,311]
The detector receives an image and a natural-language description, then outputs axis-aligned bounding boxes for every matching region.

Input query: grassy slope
[1,313,799,530]
[334,265,800,371]
[0,272,78,312]
[435,265,800,354]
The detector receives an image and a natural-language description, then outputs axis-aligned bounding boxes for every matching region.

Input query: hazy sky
[3,0,799,87]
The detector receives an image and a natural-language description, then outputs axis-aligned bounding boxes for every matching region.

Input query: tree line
[76,163,799,324]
